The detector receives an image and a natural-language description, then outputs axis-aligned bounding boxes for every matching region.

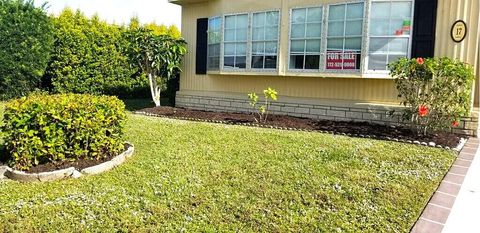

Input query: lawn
[0,101,455,232]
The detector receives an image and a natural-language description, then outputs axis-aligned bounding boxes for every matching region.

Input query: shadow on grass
[121,98,172,112]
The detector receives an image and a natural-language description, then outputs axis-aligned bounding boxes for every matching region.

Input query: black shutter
[411,0,438,58]
[196,18,208,75]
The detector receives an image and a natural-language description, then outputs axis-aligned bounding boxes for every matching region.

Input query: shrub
[388,57,475,134]
[248,87,278,123]
[0,94,126,171]
[0,0,54,100]
[45,9,146,98]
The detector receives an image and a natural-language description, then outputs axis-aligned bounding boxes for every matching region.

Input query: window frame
[207,16,222,71]
[288,6,324,72]
[222,12,250,71]
[204,0,415,78]
[250,10,281,72]
[287,0,367,74]
[324,1,366,74]
[364,0,416,74]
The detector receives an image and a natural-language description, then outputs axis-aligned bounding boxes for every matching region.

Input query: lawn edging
[0,142,134,182]
[133,110,468,151]
[411,137,479,233]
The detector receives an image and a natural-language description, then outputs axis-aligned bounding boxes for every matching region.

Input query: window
[203,1,415,76]
[289,7,323,70]
[207,17,222,71]
[368,0,413,71]
[224,14,248,69]
[326,2,364,71]
[251,11,280,69]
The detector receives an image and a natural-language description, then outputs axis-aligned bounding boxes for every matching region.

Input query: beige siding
[179,0,480,105]
[434,0,480,107]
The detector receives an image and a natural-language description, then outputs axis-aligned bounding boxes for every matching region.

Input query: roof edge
[168,0,209,6]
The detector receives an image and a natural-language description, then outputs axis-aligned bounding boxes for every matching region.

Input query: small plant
[388,57,475,135]
[248,87,278,123]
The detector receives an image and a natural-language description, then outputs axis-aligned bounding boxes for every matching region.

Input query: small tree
[125,28,186,106]
[248,87,278,123]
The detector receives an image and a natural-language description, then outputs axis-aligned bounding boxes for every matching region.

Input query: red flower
[452,121,460,128]
[416,58,424,65]
[418,105,429,117]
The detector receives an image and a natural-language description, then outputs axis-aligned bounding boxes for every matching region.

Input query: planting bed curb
[0,142,134,182]
[134,111,467,151]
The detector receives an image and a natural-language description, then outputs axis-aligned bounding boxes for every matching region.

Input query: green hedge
[0,94,126,171]
[0,4,182,100]
[0,0,54,100]
[45,9,148,98]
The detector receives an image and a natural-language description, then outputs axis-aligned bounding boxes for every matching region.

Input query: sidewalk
[442,140,480,232]
[411,138,480,233]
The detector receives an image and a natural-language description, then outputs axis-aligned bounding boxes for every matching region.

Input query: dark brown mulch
[140,106,463,148]
[0,145,128,174]
[26,154,117,174]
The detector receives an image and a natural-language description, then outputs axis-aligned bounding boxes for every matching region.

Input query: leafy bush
[388,57,475,134]
[0,94,126,171]
[0,0,54,100]
[45,9,147,98]
[248,87,278,123]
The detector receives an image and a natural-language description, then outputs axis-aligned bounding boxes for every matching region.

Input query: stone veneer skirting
[176,91,479,136]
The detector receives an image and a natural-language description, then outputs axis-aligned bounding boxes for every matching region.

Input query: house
[169,0,480,135]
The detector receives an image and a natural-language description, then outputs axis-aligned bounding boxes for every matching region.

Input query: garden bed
[0,143,134,182]
[24,144,131,174]
[139,106,464,148]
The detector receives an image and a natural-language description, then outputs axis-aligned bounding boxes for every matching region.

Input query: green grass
[0,101,455,232]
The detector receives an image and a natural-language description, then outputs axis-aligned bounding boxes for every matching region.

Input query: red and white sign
[326,51,358,70]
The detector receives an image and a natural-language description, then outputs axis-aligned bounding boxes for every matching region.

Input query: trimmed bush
[0,0,54,100]
[389,57,475,134]
[45,9,147,98]
[0,94,126,171]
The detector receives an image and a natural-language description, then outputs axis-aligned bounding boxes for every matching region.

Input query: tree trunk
[148,73,161,107]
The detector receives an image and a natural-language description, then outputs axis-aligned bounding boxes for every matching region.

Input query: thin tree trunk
[148,73,161,107]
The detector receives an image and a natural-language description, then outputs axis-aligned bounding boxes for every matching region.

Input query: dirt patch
[141,106,463,148]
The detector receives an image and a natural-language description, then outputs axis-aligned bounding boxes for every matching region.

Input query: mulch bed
[25,155,117,174]
[0,145,128,174]
[140,106,463,148]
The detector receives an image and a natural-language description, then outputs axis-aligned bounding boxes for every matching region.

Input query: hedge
[0,94,126,171]
[0,0,54,100]
[44,9,148,98]
[0,5,182,100]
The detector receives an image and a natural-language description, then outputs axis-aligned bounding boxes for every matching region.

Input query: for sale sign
[326,51,358,70]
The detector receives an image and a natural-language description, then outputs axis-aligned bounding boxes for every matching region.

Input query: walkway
[411,138,480,233]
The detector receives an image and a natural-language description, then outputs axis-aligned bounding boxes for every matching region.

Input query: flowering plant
[388,57,475,135]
